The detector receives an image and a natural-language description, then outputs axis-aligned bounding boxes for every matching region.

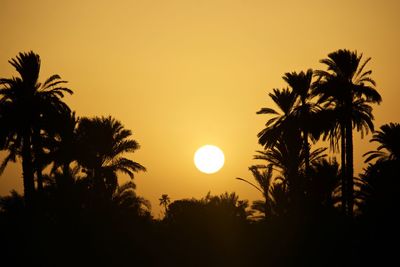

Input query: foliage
[0,49,397,266]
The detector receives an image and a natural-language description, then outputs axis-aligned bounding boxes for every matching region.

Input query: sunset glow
[1,1,399,265]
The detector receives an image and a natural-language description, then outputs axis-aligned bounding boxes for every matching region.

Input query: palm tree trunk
[303,130,310,176]
[302,99,310,177]
[345,118,354,218]
[22,133,35,206]
[32,128,44,192]
[340,123,347,215]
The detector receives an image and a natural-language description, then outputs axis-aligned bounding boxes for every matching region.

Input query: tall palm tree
[313,98,375,215]
[0,51,72,204]
[75,116,146,196]
[364,123,400,163]
[282,69,324,175]
[257,86,326,211]
[313,49,381,217]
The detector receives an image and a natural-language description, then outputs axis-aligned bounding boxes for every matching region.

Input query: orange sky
[1,0,399,216]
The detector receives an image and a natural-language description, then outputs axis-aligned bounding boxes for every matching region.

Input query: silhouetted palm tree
[0,51,72,204]
[159,194,171,215]
[364,123,400,163]
[46,111,80,178]
[359,123,400,220]
[282,69,318,174]
[256,87,303,206]
[254,140,326,183]
[112,181,151,217]
[236,165,273,218]
[308,159,341,211]
[268,181,289,217]
[204,192,251,220]
[314,49,381,217]
[257,88,298,148]
[254,137,326,213]
[75,116,146,196]
[256,84,328,211]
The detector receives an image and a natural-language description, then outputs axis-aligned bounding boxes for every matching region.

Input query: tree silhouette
[254,140,326,213]
[166,192,250,228]
[204,192,251,221]
[282,69,319,175]
[112,181,151,218]
[237,165,273,218]
[256,81,330,214]
[364,123,400,163]
[257,88,298,148]
[75,116,146,197]
[159,194,171,215]
[268,181,290,217]
[313,49,381,217]
[0,48,394,267]
[307,159,341,212]
[360,122,400,224]
[46,111,80,178]
[0,51,72,205]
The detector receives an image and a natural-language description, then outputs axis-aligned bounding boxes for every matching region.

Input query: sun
[194,145,225,174]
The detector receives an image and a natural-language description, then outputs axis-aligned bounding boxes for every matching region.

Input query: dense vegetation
[0,50,399,266]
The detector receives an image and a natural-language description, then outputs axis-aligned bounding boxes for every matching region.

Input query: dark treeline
[0,50,399,266]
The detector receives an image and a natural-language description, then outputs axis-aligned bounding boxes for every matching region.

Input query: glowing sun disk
[194,145,225,174]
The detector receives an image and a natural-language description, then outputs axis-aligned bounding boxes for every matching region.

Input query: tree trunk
[302,99,310,177]
[32,128,43,192]
[303,130,310,176]
[22,133,35,206]
[340,123,347,215]
[345,117,354,218]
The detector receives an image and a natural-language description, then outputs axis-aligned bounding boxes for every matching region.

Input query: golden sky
[1,0,399,215]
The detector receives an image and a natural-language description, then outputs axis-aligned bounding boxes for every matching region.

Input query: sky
[1,0,399,216]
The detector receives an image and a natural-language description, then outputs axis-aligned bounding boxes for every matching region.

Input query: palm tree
[75,116,146,196]
[257,88,298,148]
[254,141,326,205]
[307,159,341,211]
[268,181,289,217]
[159,194,171,215]
[364,123,400,163]
[0,51,72,204]
[47,111,80,177]
[283,69,314,173]
[205,192,251,220]
[112,181,151,217]
[313,49,381,217]
[236,165,274,218]
[360,123,400,218]
[257,83,329,213]
[313,98,375,215]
